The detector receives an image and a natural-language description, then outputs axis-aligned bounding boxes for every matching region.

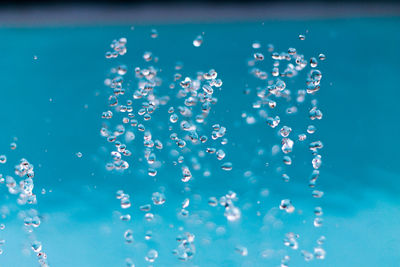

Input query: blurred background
[0,1,399,267]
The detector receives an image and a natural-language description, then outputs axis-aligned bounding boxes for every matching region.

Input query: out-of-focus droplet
[124,229,134,243]
[235,245,248,256]
[150,29,158,38]
[302,250,314,261]
[314,247,326,259]
[279,199,295,213]
[193,35,203,47]
[221,162,233,171]
[152,192,166,205]
[145,249,158,262]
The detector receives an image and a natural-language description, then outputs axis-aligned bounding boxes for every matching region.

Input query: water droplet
[254,53,264,61]
[312,190,324,198]
[173,232,196,261]
[279,126,292,137]
[150,29,158,38]
[288,47,296,55]
[124,229,134,243]
[235,245,248,256]
[307,125,316,134]
[193,35,203,47]
[125,258,135,267]
[182,198,190,209]
[120,214,131,221]
[312,155,322,169]
[302,250,314,261]
[10,142,17,150]
[266,116,280,128]
[31,241,42,252]
[309,107,323,120]
[283,156,292,165]
[317,236,326,245]
[152,192,166,205]
[284,232,299,249]
[120,195,131,209]
[224,206,241,221]
[279,199,295,213]
[221,162,233,171]
[139,204,151,212]
[145,230,153,240]
[314,247,326,259]
[282,173,290,182]
[208,197,218,207]
[145,249,158,262]
[314,206,323,216]
[298,134,307,141]
[281,255,290,267]
[281,138,294,154]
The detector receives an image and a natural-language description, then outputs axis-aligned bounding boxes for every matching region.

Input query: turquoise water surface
[0,17,399,267]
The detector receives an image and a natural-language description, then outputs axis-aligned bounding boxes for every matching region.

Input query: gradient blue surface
[0,17,399,266]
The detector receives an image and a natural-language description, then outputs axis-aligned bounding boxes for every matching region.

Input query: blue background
[0,17,400,266]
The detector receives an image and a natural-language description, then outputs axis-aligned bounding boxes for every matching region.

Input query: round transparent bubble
[224,206,241,221]
[302,250,314,261]
[145,249,158,262]
[152,192,166,205]
[314,247,326,259]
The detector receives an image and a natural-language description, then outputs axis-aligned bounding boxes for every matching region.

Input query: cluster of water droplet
[105,38,127,59]
[0,158,49,266]
[100,30,328,265]
[208,191,241,222]
[172,232,196,261]
[248,37,327,263]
